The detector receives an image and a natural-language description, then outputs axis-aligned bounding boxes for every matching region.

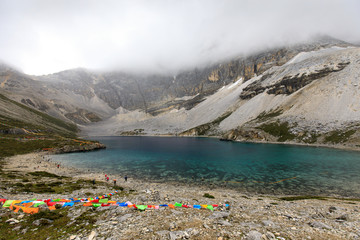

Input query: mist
[0,0,360,75]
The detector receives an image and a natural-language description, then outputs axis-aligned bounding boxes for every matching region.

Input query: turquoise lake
[52,136,360,197]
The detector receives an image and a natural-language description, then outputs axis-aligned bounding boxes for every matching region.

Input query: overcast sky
[1,0,360,75]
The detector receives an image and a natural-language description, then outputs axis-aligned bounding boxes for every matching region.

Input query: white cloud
[0,0,359,75]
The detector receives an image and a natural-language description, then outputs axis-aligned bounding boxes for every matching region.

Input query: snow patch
[286,47,346,65]
[227,78,243,89]
[174,93,199,101]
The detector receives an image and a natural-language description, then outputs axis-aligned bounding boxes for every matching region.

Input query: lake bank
[1,152,360,239]
[82,132,360,152]
[53,136,360,198]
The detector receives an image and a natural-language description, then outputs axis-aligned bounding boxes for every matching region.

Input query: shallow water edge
[53,136,360,198]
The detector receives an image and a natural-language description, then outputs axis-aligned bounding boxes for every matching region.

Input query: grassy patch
[28,171,64,179]
[181,111,233,136]
[279,196,327,201]
[257,121,296,142]
[21,183,56,193]
[211,111,233,125]
[256,109,283,122]
[0,138,55,159]
[0,207,98,240]
[75,211,98,225]
[333,197,360,202]
[113,185,124,191]
[203,193,215,199]
[7,177,101,194]
[324,129,356,144]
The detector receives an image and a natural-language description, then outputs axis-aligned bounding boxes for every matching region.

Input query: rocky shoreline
[49,142,106,154]
[1,152,360,239]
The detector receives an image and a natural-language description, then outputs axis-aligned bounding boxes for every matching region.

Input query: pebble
[169,222,177,230]
[88,231,97,240]
[118,213,132,222]
[5,218,19,224]
[208,211,230,219]
[264,232,276,240]
[217,220,232,226]
[32,218,54,226]
[262,220,275,227]
[336,214,350,222]
[329,206,337,213]
[245,230,263,240]
[203,224,210,229]
[309,221,332,230]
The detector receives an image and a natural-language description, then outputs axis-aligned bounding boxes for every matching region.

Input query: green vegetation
[188,123,211,136]
[324,129,356,144]
[211,111,233,125]
[0,93,94,162]
[279,195,360,202]
[257,121,296,142]
[256,109,283,122]
[113,185,124,191]
[0,95,117,239]
[120,128,145,135]
[0,137,88,159]
[203,193,215,199]
[1,170,122,195]
[182,111,233,136]
[279,196,327,201]
[0,207,99,240]
[28,171,64,179]
[0,93,77,136]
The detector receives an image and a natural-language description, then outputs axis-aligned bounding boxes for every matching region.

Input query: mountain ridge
[1,36,359,149]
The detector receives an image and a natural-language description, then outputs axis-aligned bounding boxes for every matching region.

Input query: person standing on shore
[113,179,116,185]
[106,176,109,182]
[124,176,127,182]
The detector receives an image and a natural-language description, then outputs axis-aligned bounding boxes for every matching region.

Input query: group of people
[92,174,128,186]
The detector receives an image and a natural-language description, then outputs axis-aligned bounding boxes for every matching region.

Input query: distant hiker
[113,179,117,185]
[57,164,60,168]
[106,177,109,182]
[92,179,96,185]
[124,176,128,182]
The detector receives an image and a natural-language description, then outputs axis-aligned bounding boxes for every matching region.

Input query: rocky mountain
[0,91,77,137]
[1,36,359,148]
[83,45,360,149]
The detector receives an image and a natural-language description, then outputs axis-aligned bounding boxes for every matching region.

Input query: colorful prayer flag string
[1,191,229,214]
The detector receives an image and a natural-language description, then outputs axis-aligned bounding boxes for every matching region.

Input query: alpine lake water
[52,136,360,197]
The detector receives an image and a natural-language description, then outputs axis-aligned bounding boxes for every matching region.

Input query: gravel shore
[1,152,360,240]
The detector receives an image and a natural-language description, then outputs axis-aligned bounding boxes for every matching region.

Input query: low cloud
[0,0,359,75]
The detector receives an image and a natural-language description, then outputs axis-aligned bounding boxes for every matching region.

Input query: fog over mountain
[0,0,360,75]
